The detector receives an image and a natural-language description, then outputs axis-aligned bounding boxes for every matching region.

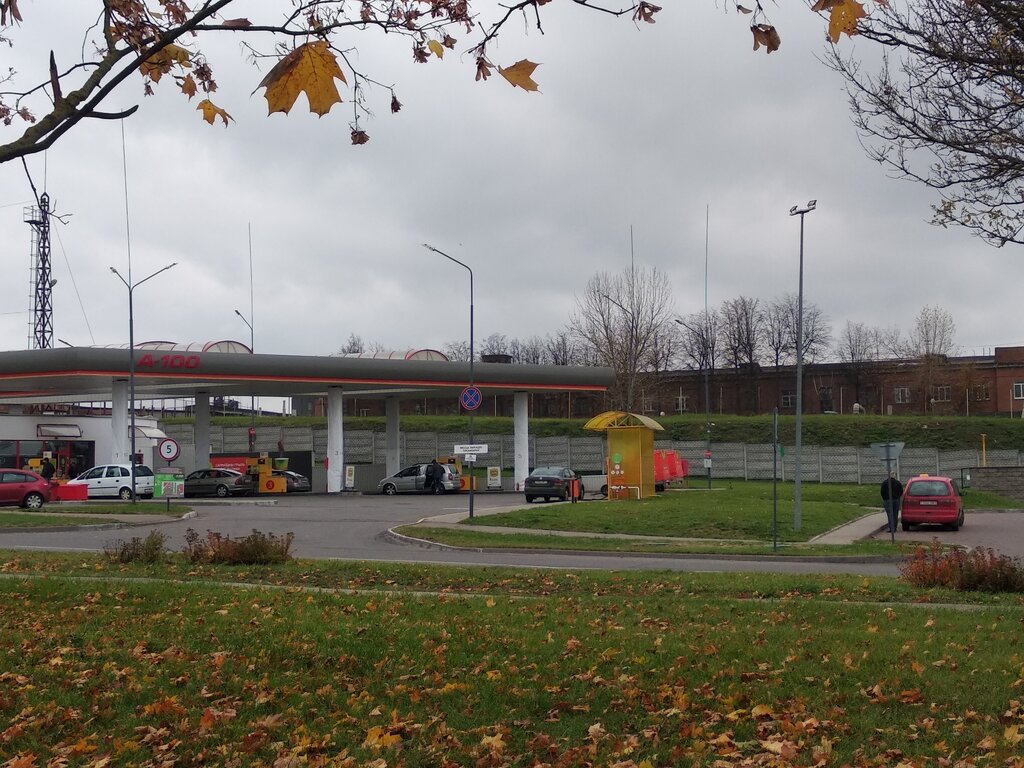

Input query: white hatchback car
[67,464,155,500]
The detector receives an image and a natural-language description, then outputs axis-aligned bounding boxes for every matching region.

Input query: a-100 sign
[136,354,201,369]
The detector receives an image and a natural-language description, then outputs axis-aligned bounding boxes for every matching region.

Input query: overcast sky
[0,1,1015,361]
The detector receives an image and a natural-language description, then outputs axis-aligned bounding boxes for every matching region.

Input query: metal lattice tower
[24,193,53,349]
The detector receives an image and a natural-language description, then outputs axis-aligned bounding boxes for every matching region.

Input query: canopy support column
[327,386,344,493]
[385,397,400,476]
[111,379,130,464]
[514,391,529,491]
[194,392,210,471]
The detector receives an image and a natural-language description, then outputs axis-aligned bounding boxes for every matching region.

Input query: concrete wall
[969,467,1024,502]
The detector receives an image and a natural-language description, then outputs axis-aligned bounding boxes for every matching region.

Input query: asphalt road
[0,492,977,577]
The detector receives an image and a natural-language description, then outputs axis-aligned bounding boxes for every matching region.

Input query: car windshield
[908,480,950,496]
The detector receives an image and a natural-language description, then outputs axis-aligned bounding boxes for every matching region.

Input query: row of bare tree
[340,266,958,412]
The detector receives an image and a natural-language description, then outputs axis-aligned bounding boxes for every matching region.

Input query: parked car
[524,466,585,503]
[66,464,155,500]
[377,463,460,495]
[273,469,311,493]
[0,468,52,509]
[901,474,964,531]
[184,468,254,498]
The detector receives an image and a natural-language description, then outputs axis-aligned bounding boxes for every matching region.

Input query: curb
[382,527,905,564]
[0,510,197,534]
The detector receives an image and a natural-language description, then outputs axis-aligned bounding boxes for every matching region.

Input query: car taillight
[552,478,563,486]
[234,476,246,485]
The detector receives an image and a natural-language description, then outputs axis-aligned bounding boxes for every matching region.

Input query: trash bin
[273,458,289,471]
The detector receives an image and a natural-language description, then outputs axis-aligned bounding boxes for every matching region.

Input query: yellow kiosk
[584,410,664,500]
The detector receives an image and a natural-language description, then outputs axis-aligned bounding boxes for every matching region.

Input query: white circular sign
[158,438,180,461]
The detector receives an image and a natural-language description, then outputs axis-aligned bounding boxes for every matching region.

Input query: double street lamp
[110,262,177,501]
[788,199,816,531]
[422,243,476,519]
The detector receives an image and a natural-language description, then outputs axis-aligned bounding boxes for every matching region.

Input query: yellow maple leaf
[258,41,347,117]
[180,74,197,99]
[196,99,233,126]
[828,0,866,43]
[428,39,445,59]
[140,43,191,83]
[498,59,541,91]
[480,733,506,752]
[1005,725,1024,745]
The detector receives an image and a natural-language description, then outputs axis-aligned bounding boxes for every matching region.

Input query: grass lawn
[459,481,1019,543]
[0,502,191,529]
[1,552,1024,767]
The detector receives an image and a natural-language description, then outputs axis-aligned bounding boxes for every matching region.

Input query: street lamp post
[234,309,257,450]
[788,199,816,531]
[422,243,475,518]
[110,262,177,501]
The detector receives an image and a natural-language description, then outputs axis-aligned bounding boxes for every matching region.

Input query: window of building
[675,394,688,413]
[894,386,911,404]
[781,390,795,408]
[932,385,951,402]
[641,397,654,413]
[973,384,990,401]
[1015,382,1024,400]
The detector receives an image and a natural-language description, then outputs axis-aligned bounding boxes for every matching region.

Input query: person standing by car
[880,472,903,533]
[39,457,55,483]
[430,459,446,494]
[425,459,439,493]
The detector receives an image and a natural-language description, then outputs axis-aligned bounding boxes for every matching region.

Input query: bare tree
[676,311,719,373]
[337,333,364,355]
[761,297,793,369]
[510,335,546,365]
[442,340,472,362]
[828,0,1024,246]
[771,293,832,365]
[545,330,580,366]
[480,333,510,357]
[834,320,882,408]
[570,267,675,411]
[908,305,957,358]
[718,296,762,369]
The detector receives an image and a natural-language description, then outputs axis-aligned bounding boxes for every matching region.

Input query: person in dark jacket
[430,460,446,494]
[880,472,904,533]
[39,457,55,482]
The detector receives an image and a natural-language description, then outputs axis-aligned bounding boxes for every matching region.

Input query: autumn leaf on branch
[179,74,197,99]
[475,57,493,82]
[499,60,541,91]
[351,129,370,145]
[140,43,192,84]
[427,39,445,59]
[257,41,347,117]
[196,98,232,126]
[751,24,781,53]
[0,0,22,25]
[633,2,662,24]
[827,0,866,43]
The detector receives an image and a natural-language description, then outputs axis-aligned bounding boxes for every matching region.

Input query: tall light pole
[788,199,816,531]
[234,308,257,450]
[110,262,177,501]
[423,243,475,518]
[675,316,713,489]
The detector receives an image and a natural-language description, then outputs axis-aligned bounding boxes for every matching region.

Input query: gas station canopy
[0,347,614,405]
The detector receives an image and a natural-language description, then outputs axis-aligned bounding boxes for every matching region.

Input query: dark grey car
[184,468,254,498]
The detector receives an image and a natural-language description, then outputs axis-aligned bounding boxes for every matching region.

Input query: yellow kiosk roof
[583,410,665,432]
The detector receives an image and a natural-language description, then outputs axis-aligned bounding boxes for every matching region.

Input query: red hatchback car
[901,474,964,531]
[0,468,52,509]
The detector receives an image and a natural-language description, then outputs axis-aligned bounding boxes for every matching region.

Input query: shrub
[183,528,294,565]
[900,539,1024,592]
[103,530,168,564]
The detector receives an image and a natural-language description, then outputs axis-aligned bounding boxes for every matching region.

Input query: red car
[0,468,52,509]
[901,475,964,531]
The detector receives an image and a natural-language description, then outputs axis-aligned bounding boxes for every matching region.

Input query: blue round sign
[460,386,482,411]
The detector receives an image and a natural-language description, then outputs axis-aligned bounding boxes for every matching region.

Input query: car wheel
[901,521,911,532]
[382,483,398,496]
[578,484,585,500]
[22,492,44,510]
[215,484,230,498]
[600,485,608,498]
[118,487,134,500]
[950,515,962,532]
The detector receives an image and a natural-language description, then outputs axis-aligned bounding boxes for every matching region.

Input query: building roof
[0,347,614,405]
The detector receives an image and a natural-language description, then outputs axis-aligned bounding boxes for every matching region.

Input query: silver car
[377,463,460,495]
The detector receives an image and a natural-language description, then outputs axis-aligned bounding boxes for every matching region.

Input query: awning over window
[132,426,168,439]
[36,423,83,438]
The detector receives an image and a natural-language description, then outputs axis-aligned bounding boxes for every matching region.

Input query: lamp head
[789,205,798,215]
